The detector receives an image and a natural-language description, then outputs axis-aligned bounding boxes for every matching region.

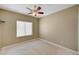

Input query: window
[16,21,32,37]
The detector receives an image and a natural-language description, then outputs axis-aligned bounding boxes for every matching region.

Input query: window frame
[16,20,33,37]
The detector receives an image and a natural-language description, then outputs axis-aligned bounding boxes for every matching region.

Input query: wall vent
[0,19,5,24]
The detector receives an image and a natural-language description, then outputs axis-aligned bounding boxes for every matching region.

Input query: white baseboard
[39,38,78,55]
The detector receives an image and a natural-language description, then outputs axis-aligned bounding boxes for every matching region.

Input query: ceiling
[0,4,76,18]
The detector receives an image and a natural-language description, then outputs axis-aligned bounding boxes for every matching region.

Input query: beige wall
[0,22,3,48]
[78,6,79,52]
[0,9,39,47]
[39,6,78,51]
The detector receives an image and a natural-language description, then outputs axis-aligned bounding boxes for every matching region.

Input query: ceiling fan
[26,5,44,16]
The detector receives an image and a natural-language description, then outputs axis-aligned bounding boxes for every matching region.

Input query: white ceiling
[0,4,76,18]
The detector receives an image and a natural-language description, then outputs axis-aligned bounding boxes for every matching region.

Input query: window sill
[16,35,32,38]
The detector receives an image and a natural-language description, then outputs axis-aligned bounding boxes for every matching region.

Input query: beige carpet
[0,39,77,55]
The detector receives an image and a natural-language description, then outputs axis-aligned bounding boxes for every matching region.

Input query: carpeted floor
[0,39,77,55]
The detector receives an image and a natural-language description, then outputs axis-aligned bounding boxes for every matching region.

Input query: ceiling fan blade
[38,12,44,14]
[37,7,41,10]
[27,12,32,14]
[26,7,32,11]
